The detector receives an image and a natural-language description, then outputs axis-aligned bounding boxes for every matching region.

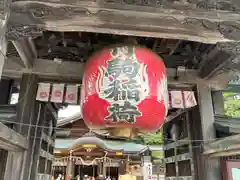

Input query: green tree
[142,130,163,145]
[223,92,240,117]
[135,129,163,145]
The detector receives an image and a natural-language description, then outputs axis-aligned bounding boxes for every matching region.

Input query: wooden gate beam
[203,134,240,157]
[3,57,231,88]
[3,57,200,84]
[0,122,28,151]
[6,0,240,43]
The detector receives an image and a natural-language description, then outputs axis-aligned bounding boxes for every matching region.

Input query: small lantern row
[36,83,80,104]
[36,82,197,109]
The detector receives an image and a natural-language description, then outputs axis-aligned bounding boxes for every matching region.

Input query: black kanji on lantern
[105,101,141,123]
[103,79,141,102]
[107,58,140,80]
[102,47,143,123]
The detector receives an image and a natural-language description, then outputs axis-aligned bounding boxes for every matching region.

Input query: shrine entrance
[53,132,147,180]
[75,165,98,178]
[53,166,66,179]
[106,167,119,179]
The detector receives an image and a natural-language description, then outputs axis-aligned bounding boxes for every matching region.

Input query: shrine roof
[57,112,81,127]
[55,136,148,154]
[55,139,76,149]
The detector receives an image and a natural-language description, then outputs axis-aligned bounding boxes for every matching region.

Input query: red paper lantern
[81,46,168,136]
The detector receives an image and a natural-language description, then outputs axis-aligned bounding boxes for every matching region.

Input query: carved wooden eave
[198,41,240,79]
[6,0,240,44]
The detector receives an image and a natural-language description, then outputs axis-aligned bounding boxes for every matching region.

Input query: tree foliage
[135,129,163,145]
[142,130,163,145]
[223,92,240,117]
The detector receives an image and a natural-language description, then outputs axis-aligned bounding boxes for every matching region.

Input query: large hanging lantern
[81,46,168,138]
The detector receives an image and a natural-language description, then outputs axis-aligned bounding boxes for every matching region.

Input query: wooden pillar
[197,84,221,180]
[119,161,126,175]
[97,161,103,176]
[16,74,45,180]
[0,149,8,179]
[4,152,24,180]
[103,161,107,177]
[0,0,10,80]
[16,74,39,135]
[66,160,74,180]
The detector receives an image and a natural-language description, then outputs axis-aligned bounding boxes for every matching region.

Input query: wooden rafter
[12,38,37,68]
[169,40,182,55]
[6,31,221,71]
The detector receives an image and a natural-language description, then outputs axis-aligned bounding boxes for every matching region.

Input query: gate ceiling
[1,0,240,87]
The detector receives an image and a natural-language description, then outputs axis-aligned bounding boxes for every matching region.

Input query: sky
[10,93,81,119]
[58,105,81,118]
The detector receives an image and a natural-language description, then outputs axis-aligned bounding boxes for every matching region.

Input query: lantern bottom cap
[109,127,138,139]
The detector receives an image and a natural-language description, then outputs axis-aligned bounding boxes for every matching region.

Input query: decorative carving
[183,18,204,27]
[11,0,239,12]
[216,1,239,12]
[103,0,240,12]
[14,3,90,20]
[39,46,84,62]
[6,24,43,41]
[196,1,215,9]
[104,0,203,7]
[196,1,240,12]
[202,19,218,30]
[180,19,240,41]
[105,0,164,6]
[217,41,240,55]
[8,1,240,41]
[218,23,240,41]
[169,18,240,41]
[199,41,240,78]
